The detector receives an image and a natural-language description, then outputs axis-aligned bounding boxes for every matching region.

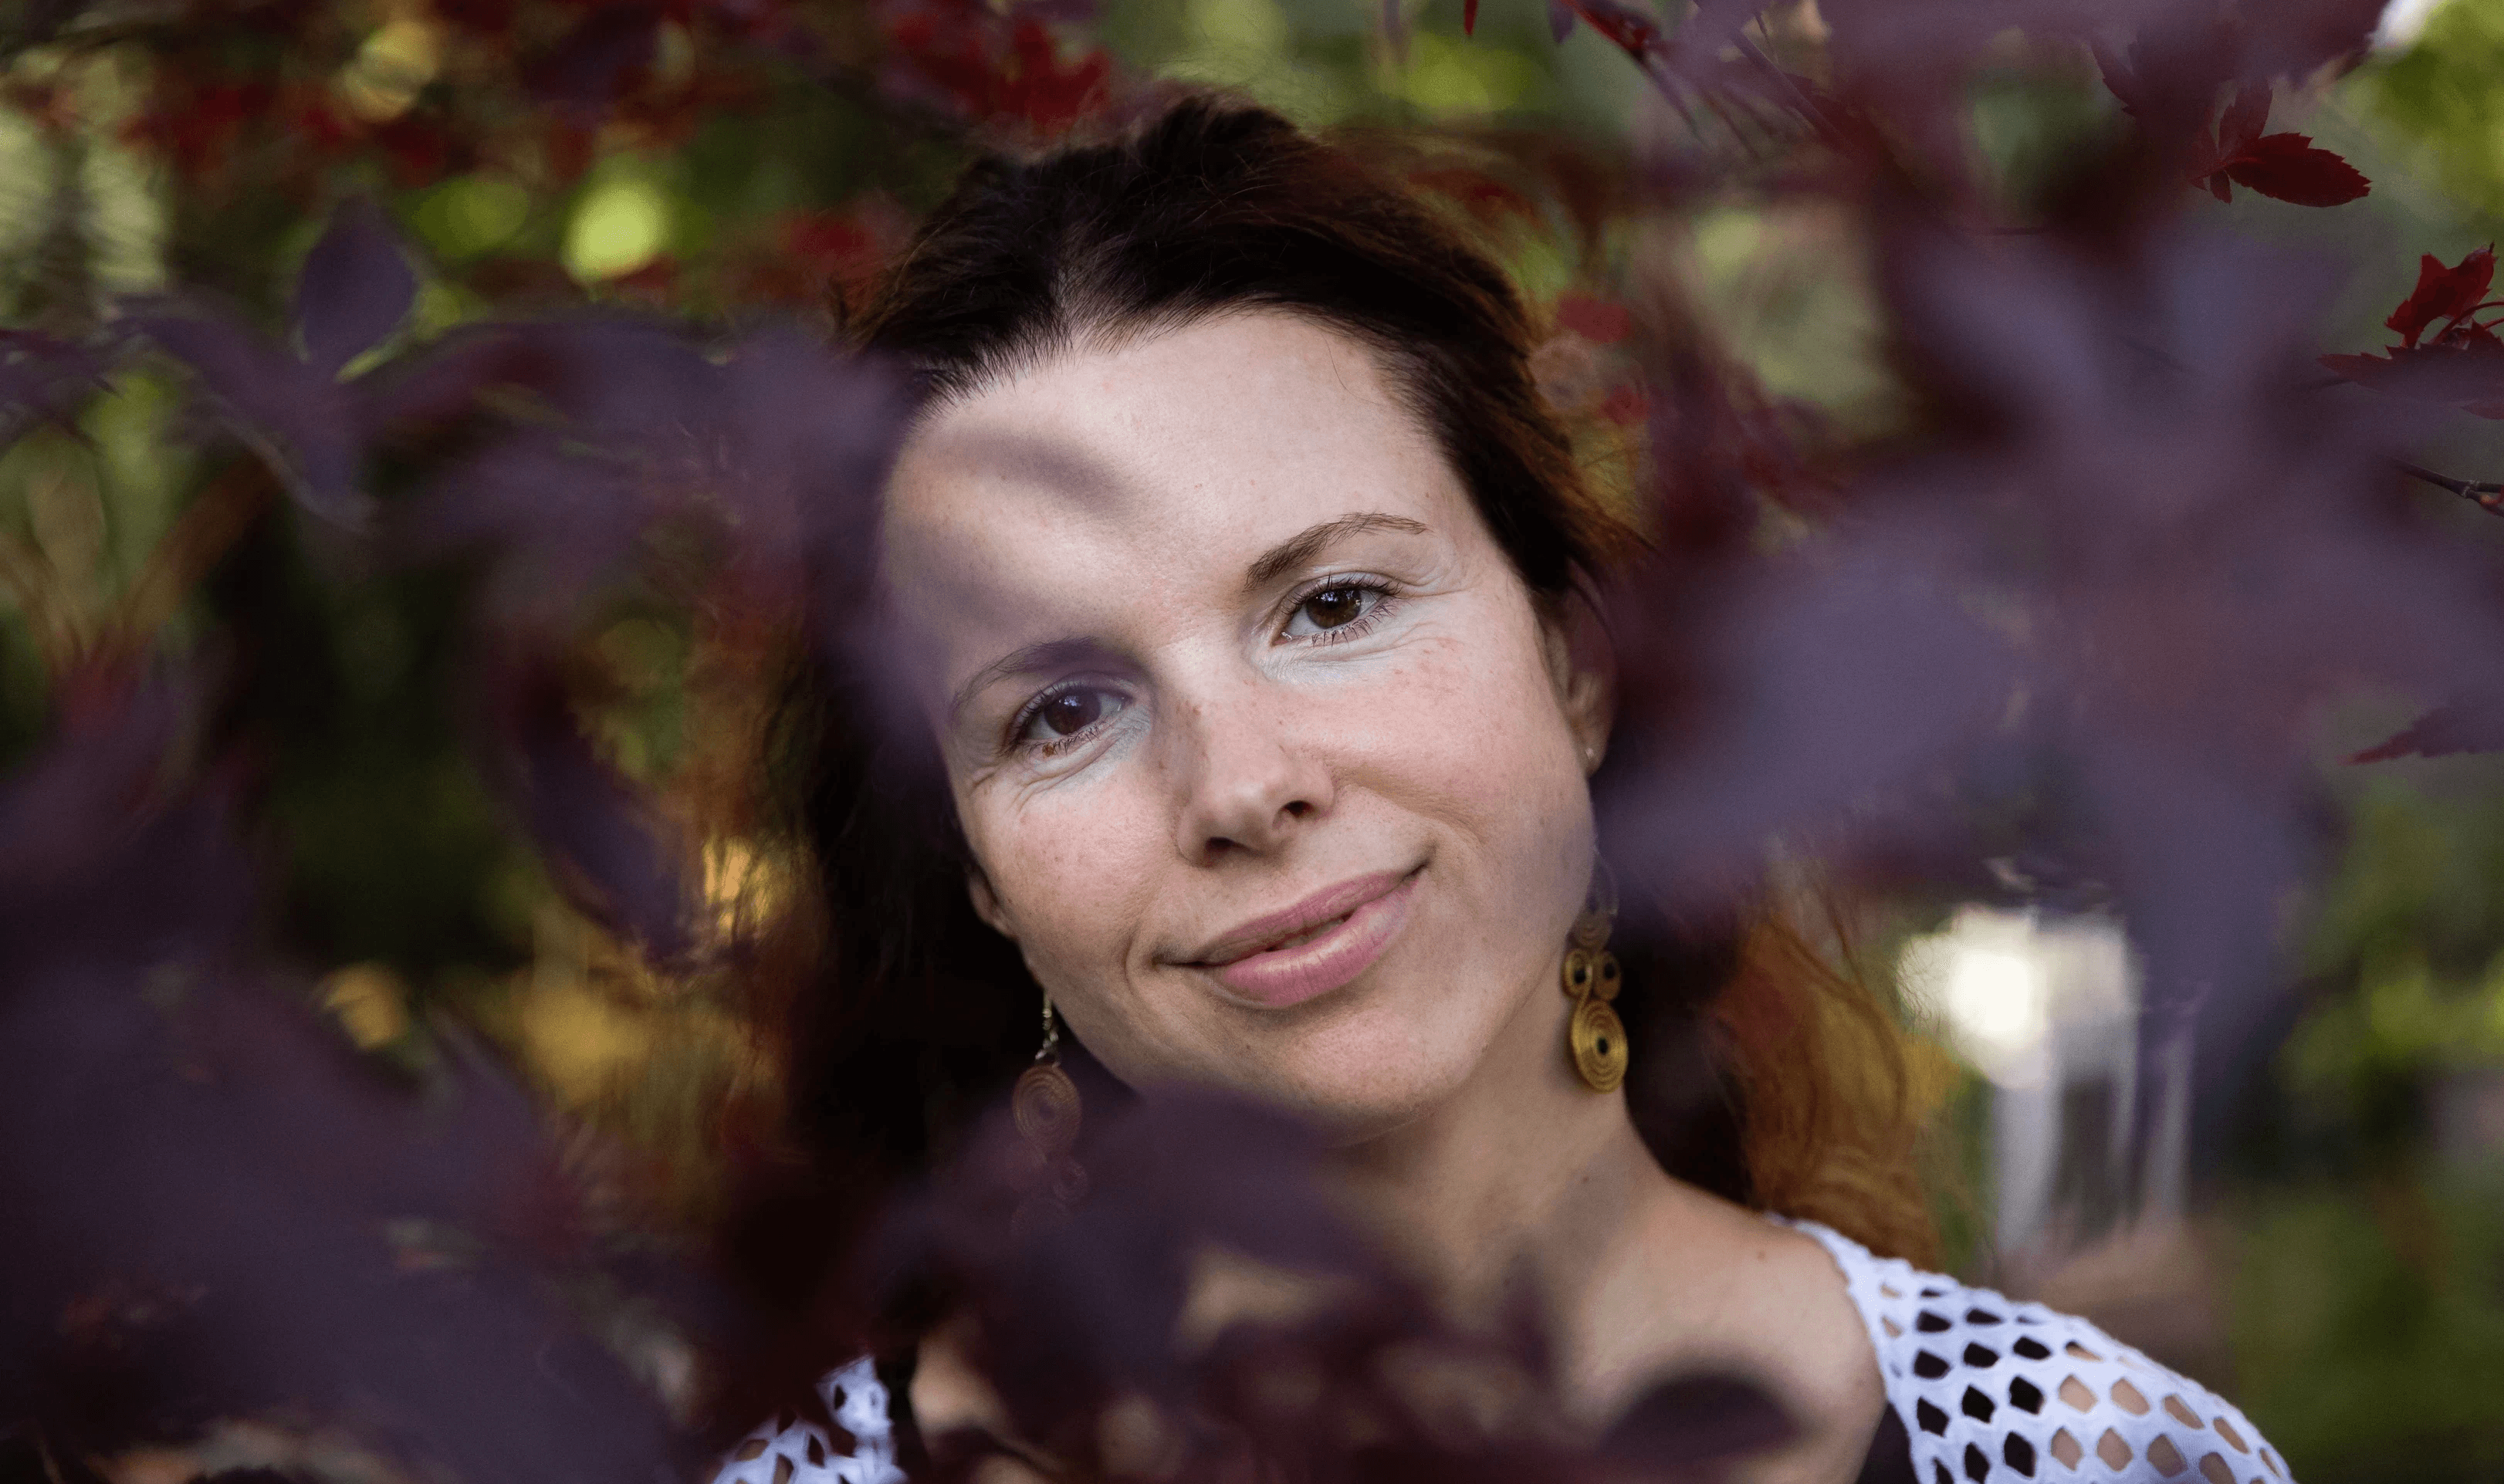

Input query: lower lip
[1206,873,1419,1009]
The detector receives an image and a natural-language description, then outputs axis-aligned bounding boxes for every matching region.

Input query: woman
[718,98,2288,1484]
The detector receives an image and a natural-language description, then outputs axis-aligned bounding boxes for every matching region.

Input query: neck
[1321,968,1684,1353]
[1317,989,1807,1434]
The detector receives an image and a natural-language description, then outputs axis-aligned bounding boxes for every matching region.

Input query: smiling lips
[1184,869,1420,1008]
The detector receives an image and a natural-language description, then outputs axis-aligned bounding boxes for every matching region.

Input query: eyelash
[1282,573,1401,646]
[1008,678,1127,759]
[1002,575,1406,759]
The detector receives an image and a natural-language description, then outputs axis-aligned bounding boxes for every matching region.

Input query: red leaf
[2217,83,2271,158]
[1407,166,1540,231]
[2386,246,2495,348]
[611,255,679,302]
[783,213,875,266]
[1463,0,1477,35]
[1004,41,1109,132]
[885,11,1111,132]
[2222,133,2369,206]
[435,0,519,35]
[370,115,467,188]
[2091,42,2146,117]
[1556,293,1631,344]
[1555,0,1663,61]
[2350,701,2504,762]
[1598,384,1650,425]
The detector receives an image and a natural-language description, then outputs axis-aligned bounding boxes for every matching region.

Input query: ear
[966,861,1017,941]
[1540,588,1616,776]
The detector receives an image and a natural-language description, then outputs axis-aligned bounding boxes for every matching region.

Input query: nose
[1169,679,1334,863]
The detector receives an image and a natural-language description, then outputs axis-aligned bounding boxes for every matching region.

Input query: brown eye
[1037,688,1110,737]
[1300,586,1368,630]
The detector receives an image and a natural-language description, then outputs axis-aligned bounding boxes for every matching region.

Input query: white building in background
[2375,0,2456,51]
[1899,907,2188,1256]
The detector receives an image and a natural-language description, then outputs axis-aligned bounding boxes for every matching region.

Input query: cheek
[1355,624,1588,843]
[961,779,1166,1023]
[1356,623,1595,975]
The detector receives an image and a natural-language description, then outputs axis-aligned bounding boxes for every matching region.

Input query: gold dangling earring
[1561,857,1628,1094]
[1010,995,1087,1236]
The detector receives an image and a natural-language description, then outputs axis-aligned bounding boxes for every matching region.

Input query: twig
[2397,459,2504,516]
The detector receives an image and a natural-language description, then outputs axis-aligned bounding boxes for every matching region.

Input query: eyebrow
[945,512,1434,726]
[1244,512,1431,589]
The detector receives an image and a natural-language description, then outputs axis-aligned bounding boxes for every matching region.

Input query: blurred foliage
[13,0,2504,1472]
[2230,1167,2504,1480]
[2360,0,2504,221]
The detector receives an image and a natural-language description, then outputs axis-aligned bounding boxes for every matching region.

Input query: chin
[1263,1074,1449,1146]
[1200,1002,1493,1144]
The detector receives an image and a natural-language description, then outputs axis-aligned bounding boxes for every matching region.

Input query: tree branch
[2397,459,2504,516]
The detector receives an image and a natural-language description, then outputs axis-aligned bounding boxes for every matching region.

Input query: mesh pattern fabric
[1788,1219,2290,1484]
[714,1357,906,1484]
[711,1225,2290,1484]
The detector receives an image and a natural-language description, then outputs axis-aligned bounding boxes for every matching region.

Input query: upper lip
[1181,869,1416,967]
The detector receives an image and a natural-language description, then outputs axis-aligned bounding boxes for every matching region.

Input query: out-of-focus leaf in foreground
[129,198,428,526]
[864,1087,1795,1482]
[0,671,714,1484]
[1606,221,2504,1116]
[395,318,905,956]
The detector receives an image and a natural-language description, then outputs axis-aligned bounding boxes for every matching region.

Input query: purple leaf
[0,668,239,964]
[1602,215,2504,1171]
[2320,339,2504,417]
[2216,81,2270,157]
[132,303,367,522]
[0,962,706,1477]
[489,656,694,961]
[2350,700,2504,762]
[1598,516,2023,909]
[1600,1373,1795,1472]
[295,196,418,377]
[0,329,108,442]
[0,668,718,1477]
[356,321,543,441]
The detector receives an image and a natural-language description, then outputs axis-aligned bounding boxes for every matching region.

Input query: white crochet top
[1789,1219,2289,1484]
[715,1219,2289,1484]
[716,1357,909,1484]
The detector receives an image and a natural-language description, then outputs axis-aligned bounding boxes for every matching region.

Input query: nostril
[1283,800,1312,819]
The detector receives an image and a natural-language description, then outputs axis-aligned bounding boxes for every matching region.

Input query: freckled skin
[883,313,1596,1131]
[881,313,1885,1484]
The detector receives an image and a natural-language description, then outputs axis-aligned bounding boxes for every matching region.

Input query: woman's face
[880,311,1610,1136]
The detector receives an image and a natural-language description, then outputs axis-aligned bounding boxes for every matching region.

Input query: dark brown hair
[764,96,1935,1275]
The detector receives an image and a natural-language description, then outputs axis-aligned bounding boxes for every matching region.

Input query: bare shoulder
[1595,1193,1887,1484]
[1711,1208,1891,1482]
[1739,1217,1887,1368]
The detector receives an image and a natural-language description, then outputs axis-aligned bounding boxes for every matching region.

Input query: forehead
[878,312,1465,611]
